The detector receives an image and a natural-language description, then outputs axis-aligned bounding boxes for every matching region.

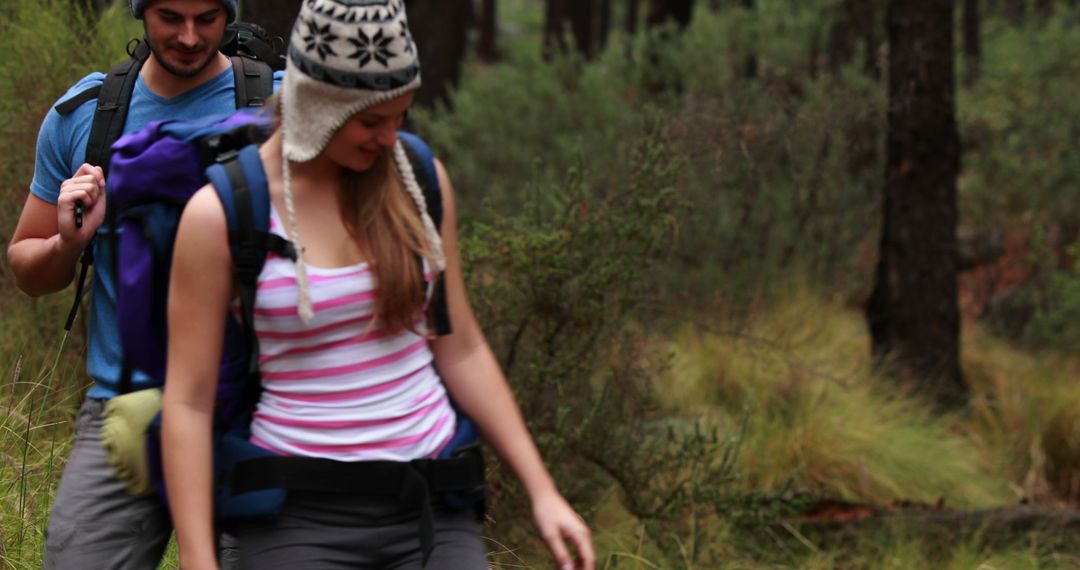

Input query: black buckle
[451,443,486,497]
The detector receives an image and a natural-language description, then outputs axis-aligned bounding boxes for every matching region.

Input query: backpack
[55,24,282,333]
[103,110,480,521]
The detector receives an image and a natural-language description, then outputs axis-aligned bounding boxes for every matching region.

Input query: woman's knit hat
[130,0,238,21]
[278,0,441,324]
[280,0,422,162]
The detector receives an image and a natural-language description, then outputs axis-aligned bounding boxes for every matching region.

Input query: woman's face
[324,92,415,172]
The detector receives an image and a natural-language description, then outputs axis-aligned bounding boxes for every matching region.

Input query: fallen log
[784,503,1080,547]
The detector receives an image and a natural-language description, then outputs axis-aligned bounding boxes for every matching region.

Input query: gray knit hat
[277,0,437,324]
[281,0,422,162]
[130,0,238,21]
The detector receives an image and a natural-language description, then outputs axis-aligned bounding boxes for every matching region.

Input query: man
[7,0,280,566]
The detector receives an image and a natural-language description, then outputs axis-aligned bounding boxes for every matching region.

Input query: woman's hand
[532,489,595,570]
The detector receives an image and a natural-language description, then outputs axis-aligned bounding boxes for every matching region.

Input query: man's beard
[144,34,217,78]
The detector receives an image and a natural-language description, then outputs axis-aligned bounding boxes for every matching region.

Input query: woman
[161,0,594,568]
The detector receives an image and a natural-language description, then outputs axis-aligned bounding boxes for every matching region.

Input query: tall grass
[0,341,87,566]
[664,290,1080,511]
[665,292,1013,508]
[0,1,138,565]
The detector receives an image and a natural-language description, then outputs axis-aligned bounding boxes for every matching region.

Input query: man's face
[142,0,227,78]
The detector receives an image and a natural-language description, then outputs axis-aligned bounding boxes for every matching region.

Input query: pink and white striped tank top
[242,207,456,462]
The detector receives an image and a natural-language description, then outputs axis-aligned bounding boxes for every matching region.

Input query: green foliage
[457,134,750,563]
[412,50,642,218]
[415,6,885,325]
[662,72,883,312]
[957,15,1080,345]
[1027,240,1080,350]
[0,0,138,203]
[959,17,1080,226]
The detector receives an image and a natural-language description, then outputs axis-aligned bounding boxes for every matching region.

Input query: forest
[1,0,1080,567]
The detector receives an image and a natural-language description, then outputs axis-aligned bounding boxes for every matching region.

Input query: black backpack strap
[60,42,149,339]
[230,56,274,109]
[206,147,293,378]
[54,86,102,116]
[62,248,93,332]
[86,40,151,173]
[226,157,262,378]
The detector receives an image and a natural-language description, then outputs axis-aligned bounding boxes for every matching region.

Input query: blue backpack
[106,111,482,521]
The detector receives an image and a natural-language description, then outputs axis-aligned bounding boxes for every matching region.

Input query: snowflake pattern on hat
[302,19,339,61]
[349,28,395,68]
[289,0,418,90]
[281,0,422,161]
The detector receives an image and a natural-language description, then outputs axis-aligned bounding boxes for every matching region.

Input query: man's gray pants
[43,398,172,569]
[42,398,242,569]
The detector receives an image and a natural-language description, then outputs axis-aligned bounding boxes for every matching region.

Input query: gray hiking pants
[42,398,243,569]
[234,491,488,569]
[43,398,172,569]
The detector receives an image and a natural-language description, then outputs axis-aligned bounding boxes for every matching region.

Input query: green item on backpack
[102,388,163,497]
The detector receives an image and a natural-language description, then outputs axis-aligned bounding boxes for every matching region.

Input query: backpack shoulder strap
[85,41,151,174]
[206,146,295,374]
[231,56,274,110]
[54,85,102,116]
[397,131,443,229]
[60,41,150,333]
[397,131,451,336]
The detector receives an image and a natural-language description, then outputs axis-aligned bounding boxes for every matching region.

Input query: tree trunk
[866,0,964,406]
[642,0,694,91]
[545,0,611,59]
[403,0,473,108]
[1004,0,1027,24]
[963,0,981,85]
[826,0,856,74]
[646,0,694,29]
[90,0,112,14]
[858,0,881,78]
[626,0,640,35]
[544,0,568,57]
[238,0,302,44]
[569,0,611,58]
[1035,0,1054,20]
[809,22,823,79]
[477,0,498,62]
[827,0,879,76]
[741,0,757,78]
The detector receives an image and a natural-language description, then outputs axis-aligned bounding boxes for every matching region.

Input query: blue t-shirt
[31,65,283,399]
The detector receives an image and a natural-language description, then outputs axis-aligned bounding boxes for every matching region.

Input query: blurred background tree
[867,0,964,406]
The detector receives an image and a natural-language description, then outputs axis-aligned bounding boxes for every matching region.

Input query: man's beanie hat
[280,0,422,163]
[130,0,238,21]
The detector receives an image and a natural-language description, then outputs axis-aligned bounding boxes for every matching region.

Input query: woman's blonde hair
[340,148,437,335]
[266,94,441,334]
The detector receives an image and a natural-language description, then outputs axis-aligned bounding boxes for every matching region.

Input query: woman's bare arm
[429,160,594,570]
[161,186,233,570]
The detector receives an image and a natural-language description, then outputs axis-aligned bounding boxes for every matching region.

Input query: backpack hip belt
[225,443,486,564]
